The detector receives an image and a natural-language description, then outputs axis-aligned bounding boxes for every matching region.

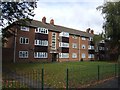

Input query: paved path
[89,77,119,88]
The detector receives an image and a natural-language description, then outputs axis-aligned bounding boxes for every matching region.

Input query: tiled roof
[16,19,94,37]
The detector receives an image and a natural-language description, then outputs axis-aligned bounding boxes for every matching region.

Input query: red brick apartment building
[2,17,95,63]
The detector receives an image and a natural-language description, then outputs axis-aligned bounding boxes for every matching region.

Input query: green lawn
[3,61,118,88]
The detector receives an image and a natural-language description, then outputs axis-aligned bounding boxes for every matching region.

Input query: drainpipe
[78,36,80,61]
[13,26,17,63]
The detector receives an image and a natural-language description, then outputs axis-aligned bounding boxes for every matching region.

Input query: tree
[97,1,120,60]
[0,1,37,27]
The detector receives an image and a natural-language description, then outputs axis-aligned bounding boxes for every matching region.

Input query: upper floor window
[51,32,56,49]
[20,37,29,44]
[34,40,48,46]
[19,51,28,58]
[72,35,78,39]
[34,52,48,58]
[59,53,69,58]
[21,26,29,31]
[81,44,86,49]
[59,42,69,48]
[72,43,77,48]
[81,37,86,40]
[35,27,48,34]
[72,53,77,58]
[89,37,93,41]
[88,45,94,49]
[59,32,69,37]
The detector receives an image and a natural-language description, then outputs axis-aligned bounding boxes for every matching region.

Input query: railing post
[41,68,44,90]
[115,64,117,77]
[66,68,68,90]
[98,65,100,81]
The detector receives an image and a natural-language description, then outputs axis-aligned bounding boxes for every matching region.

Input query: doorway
[52,53,57,62]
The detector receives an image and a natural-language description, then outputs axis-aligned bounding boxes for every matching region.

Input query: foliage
[0,1,37,27]
[97,2,120,58]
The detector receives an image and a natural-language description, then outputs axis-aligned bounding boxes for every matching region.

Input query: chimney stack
[91,30,94,34]
[42,16,46,23]
[50,19,54,25]
[86,28,90,33]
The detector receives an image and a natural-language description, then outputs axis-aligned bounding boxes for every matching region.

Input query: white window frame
[19,51,28,58]
[88,54,94,58]
[59,42,69,48]
[88,45,94,49]
[51,32,56,49]
[34,40,48,46]
[34,52,48,58]
[20,37,29,44]
[89,37,93,41]
[35,27,48,34]
[72,43,77,48]
[72,53,77,58]
[82,53,86,58]
[81,37,86,40]
[59,53,69,58]
[72,35,78,39]
[59,32,69,37]
[21,26,29,31]
[81,44,86,49]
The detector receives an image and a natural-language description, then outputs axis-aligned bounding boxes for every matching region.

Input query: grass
[3,61,118,88]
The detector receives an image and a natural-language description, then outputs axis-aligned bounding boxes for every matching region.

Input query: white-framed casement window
[20,37,29,44]
[72,35,78,39]
[35,27,48,34]
[72,43,77,48]
[19,51,28,58]
[34,52,48,58]
[81,37,86,40]
[59,53,69,58]
[89,37,93,41]
[59,42,69,48]
[51,32,56,49]
[88,45,94,49]
[82,53,86,58]
[88,54,94,58]
[72,53,77,58]
[34,40,48,46]
[81,44,86,49]
[59,32,69,37]
[21,26,29,31]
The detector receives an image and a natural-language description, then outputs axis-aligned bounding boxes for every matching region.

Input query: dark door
[52,53,57,62]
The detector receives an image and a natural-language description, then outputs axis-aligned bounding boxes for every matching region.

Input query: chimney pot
[86,28,90,33]
[42,16,46,23]
[50,19,54,25]
[91,30,94,34]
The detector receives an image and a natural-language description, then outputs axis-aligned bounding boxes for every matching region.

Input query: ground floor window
[34,52,48,58]
[88,54,94,58]
[59,53,69,58]
[72,53,77,58]
[19,51,28,58]
[82,53,86,58]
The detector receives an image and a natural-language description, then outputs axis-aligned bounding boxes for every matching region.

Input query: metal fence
[2,63,118,89]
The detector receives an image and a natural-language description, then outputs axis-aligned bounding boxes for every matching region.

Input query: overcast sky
[33,0,105,34]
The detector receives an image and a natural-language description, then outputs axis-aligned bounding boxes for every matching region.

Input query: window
[21,26,29,31]
[81,37,86,40]
[20,37,29,44]
[88,54,94,58]
[34,52,48,58]
[88,45,94,49]
[59,42,69,48]
[51,32,56,49]
[35,27,48,34]
[19,51,28,58]
[72,43,77,48]
[59,53,69,58]
[89,37,93,41]
[99,47,104,50]
[82,44,86,49]
[82,53,86,58]
[34,40,48,46]
[72,35,78,39]
[72,53,77,58]
[59,32,69,37]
